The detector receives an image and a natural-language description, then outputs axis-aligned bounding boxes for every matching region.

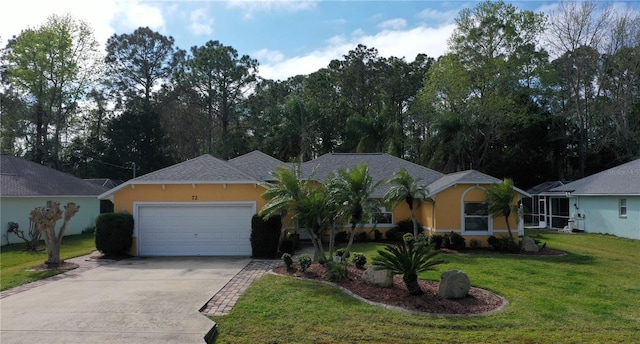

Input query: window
[464,202,488,231]
[620,198,627,218]
[371,208,393,224]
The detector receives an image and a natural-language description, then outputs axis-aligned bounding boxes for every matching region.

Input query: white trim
[429,180,530,199]
[133,201,257,255]
[460,185,493,235]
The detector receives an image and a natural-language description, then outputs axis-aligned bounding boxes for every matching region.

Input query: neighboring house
[99,150,529,257]
[550,158,640,240]
[0,155,107,246]
[523,181,570,229]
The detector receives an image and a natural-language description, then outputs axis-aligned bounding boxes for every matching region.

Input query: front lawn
[212,231,640,343]
[1,233,96,291]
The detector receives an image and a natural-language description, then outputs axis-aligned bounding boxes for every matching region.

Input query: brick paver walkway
[200,259,282,316]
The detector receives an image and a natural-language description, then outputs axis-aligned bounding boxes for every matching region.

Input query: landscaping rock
[438,269,470,299]
[522,236,540,253]
[362,266,393,287]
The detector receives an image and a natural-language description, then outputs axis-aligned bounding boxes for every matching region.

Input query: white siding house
[551,159,640,240]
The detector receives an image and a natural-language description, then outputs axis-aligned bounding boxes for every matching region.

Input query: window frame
[463,201,489,231]
[619,198,627,218]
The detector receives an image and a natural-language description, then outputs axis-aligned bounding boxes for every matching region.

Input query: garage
[136,202,255,256]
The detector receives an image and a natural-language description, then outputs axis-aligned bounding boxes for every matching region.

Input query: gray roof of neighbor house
[551,158,640,195]
[300,153,445,198]
[0,154,106,197]
[133,154,257,183]
[228,150,290,181]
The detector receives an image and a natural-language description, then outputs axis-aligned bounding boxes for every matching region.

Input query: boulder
[362,266,393,287]
[522,236,540,253]
[438,269,470,299]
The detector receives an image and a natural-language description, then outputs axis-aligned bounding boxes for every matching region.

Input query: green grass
[1,233,96,291]
[212,231,640,343]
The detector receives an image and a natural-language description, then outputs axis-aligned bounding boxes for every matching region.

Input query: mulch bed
[272,263,507,315]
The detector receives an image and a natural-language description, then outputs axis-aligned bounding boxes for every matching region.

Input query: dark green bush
[95,213,134,255]
[356,231,368,242]
[335,248,350,259]
[298,253,312,272]
[487,235,520,253]
[386,218,421,242]
[335,231,348,243]
[250,214,282,258]
[428,234,443,250]
[282,253,293,270]
[373,229,382,241]
[444,231,466,250]
[352,252,367,268]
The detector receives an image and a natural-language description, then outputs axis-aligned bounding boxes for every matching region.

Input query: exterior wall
[112,183,267,214]
[112,183,267,255]
[432,184,521,245]
[572,196,640,240]
[1,197,101,246]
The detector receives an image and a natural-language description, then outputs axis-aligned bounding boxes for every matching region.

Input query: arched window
[460,186,492,233]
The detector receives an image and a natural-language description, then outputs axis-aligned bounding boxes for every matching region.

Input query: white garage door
[136,203,254,256]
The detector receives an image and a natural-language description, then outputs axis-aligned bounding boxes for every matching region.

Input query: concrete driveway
[0,256,251,344]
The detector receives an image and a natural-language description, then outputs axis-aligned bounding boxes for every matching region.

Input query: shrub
[325,263,348,282]
[298,254,312,272]
[373,229,382,241]
[335,248,350,259]
[282,253,294,270]
[428,234,443,250]
[82,226,95,235]
[446,232,466,250]
[335,231,348,243]
[469,239,482,250]
[352,252,367,268]
[356,231,368,242]
[251,214,282,258]
[95,213,134,255]
[487,235,521,253]
[279,240,294,254]
[385,228,400,241]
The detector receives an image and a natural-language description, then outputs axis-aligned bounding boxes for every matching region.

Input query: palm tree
[385,167,428,238]
[328,163,382,259]
[486,178,519,244]
[372,233,444,295]
[295,185,333,263]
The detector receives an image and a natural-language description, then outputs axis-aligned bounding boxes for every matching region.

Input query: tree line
[1,1,638,189]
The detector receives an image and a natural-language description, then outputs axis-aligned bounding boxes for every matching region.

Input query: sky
[1,1,638,81]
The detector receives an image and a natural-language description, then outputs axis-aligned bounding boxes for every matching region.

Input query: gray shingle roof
[1,154,106,197]
[133,154,258,182]
[427,170,502,195]
[228,150,289,181]
[300,153,444,198]
[551,158,640,195]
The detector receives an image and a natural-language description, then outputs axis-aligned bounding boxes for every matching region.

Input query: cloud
[417,8,460,25]
[378,18,407,30]
[226,0,317,14]
[257,23,455,81]
[0,0,165,50]
[189,8,214,36]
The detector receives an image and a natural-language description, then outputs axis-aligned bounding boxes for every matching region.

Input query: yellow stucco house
[99,150,529,256]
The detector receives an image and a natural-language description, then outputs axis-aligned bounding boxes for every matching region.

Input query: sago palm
[372,234,444,296]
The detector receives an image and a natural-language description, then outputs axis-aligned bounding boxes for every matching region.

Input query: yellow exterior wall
[432,184,520,242]
[113,183,266,214]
